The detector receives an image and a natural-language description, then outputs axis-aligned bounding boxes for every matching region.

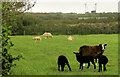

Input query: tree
[2,0,36,76]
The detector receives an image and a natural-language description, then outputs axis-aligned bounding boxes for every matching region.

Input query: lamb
[42,32,53,39]
[32,37,41,41]
[57,55,71,71]
[96,53,108,72]
[79,44,107,66]
[67,36,74,40]
[73,52,96,70]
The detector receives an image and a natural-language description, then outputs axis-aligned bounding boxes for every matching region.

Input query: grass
[9,34,118,75]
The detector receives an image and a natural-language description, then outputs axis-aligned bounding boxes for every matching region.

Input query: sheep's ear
[99,44,102,46]
[104,44,107,46]
[73,52,78,54]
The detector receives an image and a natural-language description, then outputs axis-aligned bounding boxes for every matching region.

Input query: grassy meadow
[9,34,118,75]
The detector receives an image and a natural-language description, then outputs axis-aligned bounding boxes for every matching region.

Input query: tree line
[14,12,118,35]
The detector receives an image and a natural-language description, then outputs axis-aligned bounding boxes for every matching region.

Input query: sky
[29,0,120,13]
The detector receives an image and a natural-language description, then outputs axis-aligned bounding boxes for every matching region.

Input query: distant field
[9,34,118,75]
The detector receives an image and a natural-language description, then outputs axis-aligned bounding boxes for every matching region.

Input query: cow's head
[99,44,107,51]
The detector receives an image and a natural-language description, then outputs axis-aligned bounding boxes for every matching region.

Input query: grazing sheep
[73,52,96,70]
[42,32,53,39]
[96,53,108,72]
[67,36,74,40]
[79,44,107,66]
[32,37,41,41]
[57,55,71,71]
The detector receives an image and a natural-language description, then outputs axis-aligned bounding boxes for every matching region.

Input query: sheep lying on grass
[67,36,74,40]
[42,32,53,39]
[57,55,71,72]
[96,53,108,72]
[32,37,41,41]
[73,52,96,70]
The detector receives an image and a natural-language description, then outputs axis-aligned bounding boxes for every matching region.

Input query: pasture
[9,34,118,75]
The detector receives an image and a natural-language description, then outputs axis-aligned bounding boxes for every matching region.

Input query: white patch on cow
[102,44,105,50]
[83,63,85,67]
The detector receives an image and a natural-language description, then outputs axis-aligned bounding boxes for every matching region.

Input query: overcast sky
[29,0,120,13]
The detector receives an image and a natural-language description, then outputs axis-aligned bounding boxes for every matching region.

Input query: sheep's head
[32,37,35,40]
[51,36,53,38]
[73,52,81,58]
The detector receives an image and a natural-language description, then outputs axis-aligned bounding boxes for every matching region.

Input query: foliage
[14,13,118,35]
[2,1,36,76]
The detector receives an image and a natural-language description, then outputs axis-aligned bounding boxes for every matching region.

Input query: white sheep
[32,37,41,42]
[67,36,74,40]
[42,32,53,39]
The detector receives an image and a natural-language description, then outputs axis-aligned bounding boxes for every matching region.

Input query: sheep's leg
[95,58,97,66]
[82,64,83,70]
[98,64,101,72]
[91,60,96,69]
[87,62,90,69]
[100,64,102,71]
[103,64,107,71]
[61,64,65,72]
[58,64,60,71]
[79,63,81,69]
[80,63,83,70]
[66,62,72,71]
[98,64,102,72]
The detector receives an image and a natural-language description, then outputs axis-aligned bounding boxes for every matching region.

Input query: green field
[9,34,118,75]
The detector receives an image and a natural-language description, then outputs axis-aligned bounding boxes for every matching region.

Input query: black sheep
[73,52,96,70]
[97,54,108,72]
[57,55,71,71]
